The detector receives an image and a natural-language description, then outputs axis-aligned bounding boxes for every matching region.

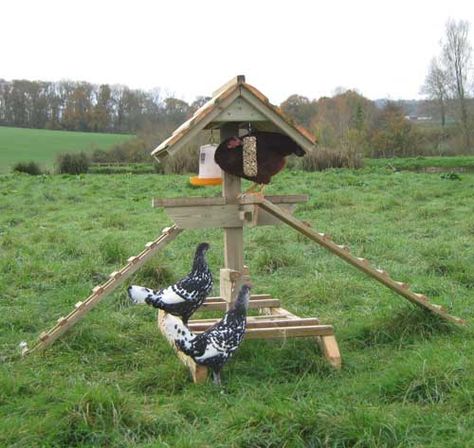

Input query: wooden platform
[157,294,342,383]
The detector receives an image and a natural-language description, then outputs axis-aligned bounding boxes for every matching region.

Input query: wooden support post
[317,335,342,369]
[221,122,244,307]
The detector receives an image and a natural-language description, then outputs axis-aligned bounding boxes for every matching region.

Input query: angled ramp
[23,225,183,356]
[251,197,465,325]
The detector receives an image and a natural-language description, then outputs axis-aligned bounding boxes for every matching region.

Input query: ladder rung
[375,269,388,276]
[92,286,103,294]
[395,281,409,289]
[57,317,68,326]
[145,241,155,248]
[356,257,369,265]
[39,332,49,341]
[337,244,350,252]
[75,301,84,308]
[162,226,172,234]
[431,303,446,312]
[127,256,139,263]
[414,293,428,302]
[318,233,331,240]
[109,271,121,279]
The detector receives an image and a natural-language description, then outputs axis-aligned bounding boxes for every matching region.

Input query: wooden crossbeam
[244,325,334,339]
[249,196,465,326]
[200,296,280,311]
[23,226,183,356]
[188,317,321,332]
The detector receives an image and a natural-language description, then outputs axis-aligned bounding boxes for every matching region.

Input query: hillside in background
[0,127,132,173]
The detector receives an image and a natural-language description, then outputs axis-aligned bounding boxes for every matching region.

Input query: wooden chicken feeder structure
[24,75,464,383]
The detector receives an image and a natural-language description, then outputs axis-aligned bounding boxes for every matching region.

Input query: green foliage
[12,161,43,175]
[0,166,473,447]
[56,152,90,174]
[369,102,420,157]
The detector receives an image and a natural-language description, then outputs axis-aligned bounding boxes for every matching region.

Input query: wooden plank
[153,197,226,208]
[265,195,309,204]
[152,194,308,209]
[221,123,244,307]
[23,226,183,356]
[268,306,299,319]
[219,268,239,304]
[318,335,342,369]
[205,294,272,303]
[257,198,465,326]
[190,313,298,324]
[158,311,208,384]
[213,97,267,122]
[200,298,280,311]
[188,318,321,332]
[165,204,242,229]
[189,324,333,339]
[245,325,334,339]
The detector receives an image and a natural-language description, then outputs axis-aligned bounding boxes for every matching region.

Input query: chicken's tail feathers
[161,313,196,351]
[128,285,153,305]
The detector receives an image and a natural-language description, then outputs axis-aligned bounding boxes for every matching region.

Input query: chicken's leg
[212,369,222,386]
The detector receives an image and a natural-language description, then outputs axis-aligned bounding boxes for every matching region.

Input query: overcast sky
[2,0,473,104]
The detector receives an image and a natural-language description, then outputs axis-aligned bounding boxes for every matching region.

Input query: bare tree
[421,57,449,126]
[442,19,472,148]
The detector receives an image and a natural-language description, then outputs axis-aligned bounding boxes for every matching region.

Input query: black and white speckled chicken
[127,242,213,324]
[162,284,251,385]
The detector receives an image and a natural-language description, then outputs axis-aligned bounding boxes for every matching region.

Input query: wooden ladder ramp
[247,196,465,326]
[22,225,183,356]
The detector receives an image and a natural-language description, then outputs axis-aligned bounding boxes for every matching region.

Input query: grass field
[366,156,474,172]
[0,126,133,173]
[1,167,473,447]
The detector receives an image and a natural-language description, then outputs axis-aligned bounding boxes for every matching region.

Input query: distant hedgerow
[12,161,43,175]
[299,145,364,171]
[56,152,90,174]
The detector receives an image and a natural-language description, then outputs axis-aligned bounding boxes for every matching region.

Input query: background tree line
[0,79,207,135]
[1,19,472,165]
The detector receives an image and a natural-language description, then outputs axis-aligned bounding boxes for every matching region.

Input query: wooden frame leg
[317,335,341,369]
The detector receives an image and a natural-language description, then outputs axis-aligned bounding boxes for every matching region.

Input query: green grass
[0,126,133,173]
[1,167,473,447]
[366,155,474,171]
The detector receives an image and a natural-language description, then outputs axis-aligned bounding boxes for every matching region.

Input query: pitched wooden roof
[151,75,317,160]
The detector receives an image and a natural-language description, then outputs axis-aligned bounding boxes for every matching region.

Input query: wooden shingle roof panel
[151,76,316,159]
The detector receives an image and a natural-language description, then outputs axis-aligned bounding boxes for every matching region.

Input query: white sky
[1,0,473,104]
